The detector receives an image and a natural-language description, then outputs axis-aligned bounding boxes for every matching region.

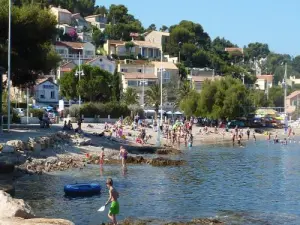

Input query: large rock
[0,191,34,219]
[148,157,186,167]
[46,157,58,164]
[2,145,15,153]
[0,217,74,225]
[6,140,25,152]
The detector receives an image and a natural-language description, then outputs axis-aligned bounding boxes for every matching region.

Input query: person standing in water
[99,147,105,167]
[246,128,250,140]
[119,146,128,167]
[105,178,119,225]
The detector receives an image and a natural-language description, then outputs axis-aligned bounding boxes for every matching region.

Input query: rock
[0,191,34,219]
[0,217,74,225]
[6,140,25,152]
[46,157,58,164]
[156,147,181,155]
[2,145,15,153]
[148,157,186,167]
[0,184,15,196]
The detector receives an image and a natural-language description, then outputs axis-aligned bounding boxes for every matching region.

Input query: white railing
[58,54,94,60]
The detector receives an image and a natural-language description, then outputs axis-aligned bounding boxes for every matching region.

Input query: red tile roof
[256,74,273,82]
[287,90,300,99]
[56,41,84,49]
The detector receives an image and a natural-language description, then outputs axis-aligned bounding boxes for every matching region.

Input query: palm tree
[175,80,192,108]
[121,87,139,105]
[145,84,166,116]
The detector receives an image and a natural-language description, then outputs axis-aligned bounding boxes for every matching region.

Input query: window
[85,50,94,56]
[137,69,142,72]
[51,91,55,99]
[40,95,45,99]
[121,68,128,72]
[148,80,156,86]
[56,49,66,54]
[127,80,138,86]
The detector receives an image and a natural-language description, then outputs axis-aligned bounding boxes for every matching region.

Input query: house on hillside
[152,61,178,84]
[104,40,161,59]
[85,14,107,31]
[255,74,273,91]
[57,61,77,80]
[187,68,218,92]
[34,79,59,105]
[286,91,300,114]
[118,59,155,74]
[144,30,170,51]
[71,13,91,31]
[50,6,72,25]
[121,72,158,106]
[54,41,95,62]
[85,56,116,74]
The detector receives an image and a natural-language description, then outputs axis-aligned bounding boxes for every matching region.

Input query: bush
[80,102,130,118]
[27,109,44,118]
[68,105,81,118]
[12,110,21,123]
[12,102,27,109]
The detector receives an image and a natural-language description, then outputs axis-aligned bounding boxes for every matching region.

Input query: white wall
[35,81,59,103]
[89,57,116,74]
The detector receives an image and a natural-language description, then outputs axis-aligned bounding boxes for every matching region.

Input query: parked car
[14,108,25,117]
[227,120,245,128]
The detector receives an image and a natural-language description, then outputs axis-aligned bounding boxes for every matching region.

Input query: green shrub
[12,110,21,123]
[27,109,44,118]
[80,102,130,118]
[68,105,80,118]
[12,102,27,109]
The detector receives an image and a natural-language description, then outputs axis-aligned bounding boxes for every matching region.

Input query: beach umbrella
[166,111,173,115]
[174,111,182,115]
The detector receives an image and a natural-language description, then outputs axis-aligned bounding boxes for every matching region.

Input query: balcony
[58,54,94,60]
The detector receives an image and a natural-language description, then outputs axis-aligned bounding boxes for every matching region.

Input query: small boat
[64,183,101,196]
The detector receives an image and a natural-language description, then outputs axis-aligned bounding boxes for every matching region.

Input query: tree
[244,42,270,60]
[197,77,248,119]
[111,68,122,102]
[125,41,135,55]
[147,23,156,31]
[121,87,139,105]
[92,29,105,48]
[0,1,60,86]
[105,4,144,41]
[145,84,166,115]
[59,65,112,102]
[94,5,107,15]
[180,91,199,117]
[292,55,300,74]
[159,25,168,32]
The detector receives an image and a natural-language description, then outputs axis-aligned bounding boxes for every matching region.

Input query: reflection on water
[14,140,300,225]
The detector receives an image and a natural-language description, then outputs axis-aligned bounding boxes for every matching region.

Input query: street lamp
[75,52,84,109]
[156,51,165,146]
[7,0,12,131]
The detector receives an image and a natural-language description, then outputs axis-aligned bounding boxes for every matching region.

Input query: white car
[14,108,25,117]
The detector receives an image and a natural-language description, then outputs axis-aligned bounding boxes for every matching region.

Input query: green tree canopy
[0,1,60,86]
[59,65,112,102]
[145,84,166,114]
[121,87,139,105]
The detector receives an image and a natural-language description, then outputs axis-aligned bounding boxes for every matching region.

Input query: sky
[96,0,300,56]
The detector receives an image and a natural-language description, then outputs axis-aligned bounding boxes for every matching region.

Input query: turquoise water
[15,140,300,225]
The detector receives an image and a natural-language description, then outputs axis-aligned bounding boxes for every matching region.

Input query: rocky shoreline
[0,131,185,176]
